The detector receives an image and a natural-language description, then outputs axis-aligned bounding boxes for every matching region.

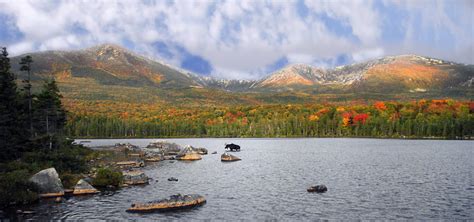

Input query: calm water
[16,138,474,220]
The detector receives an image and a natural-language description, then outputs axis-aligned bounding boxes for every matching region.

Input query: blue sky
[0,0,472,80]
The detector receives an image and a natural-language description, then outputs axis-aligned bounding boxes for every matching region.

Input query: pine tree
[19,55,33,135]
[0,48,24,160]
[33,79,66,149]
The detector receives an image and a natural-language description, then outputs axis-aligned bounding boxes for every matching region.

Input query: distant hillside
[256,55,473,93]
[9,44,474,104]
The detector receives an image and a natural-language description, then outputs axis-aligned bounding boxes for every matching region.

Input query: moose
[225,143,241,152]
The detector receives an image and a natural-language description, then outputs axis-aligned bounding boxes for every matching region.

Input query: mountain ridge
[8,44,474,103]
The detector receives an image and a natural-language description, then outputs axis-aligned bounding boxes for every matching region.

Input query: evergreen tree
[19,55,34,135]
[0,47,25,160]
[33,79,67,149]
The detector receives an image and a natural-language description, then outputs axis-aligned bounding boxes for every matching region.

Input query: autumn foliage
[63,99,474,139]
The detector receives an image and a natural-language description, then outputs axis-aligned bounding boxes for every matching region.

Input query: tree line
[64,100,474,139]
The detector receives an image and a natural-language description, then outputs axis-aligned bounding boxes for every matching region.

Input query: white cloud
[0,0,472,79]
[352,47,385,62]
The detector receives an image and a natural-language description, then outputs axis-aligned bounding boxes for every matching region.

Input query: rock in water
[211,151,217,154]
[167,177,178,182]
[127,194,206,213]
[221,153,241,162]
[29,168,64,197]
[116,161,145,168]
[123,171,149,185]
[146,140,183,155]
[176,153,202,161]
[176,145,202,161]
[307,185,328,193]
[73,179,100,195]
[193,147,208,155]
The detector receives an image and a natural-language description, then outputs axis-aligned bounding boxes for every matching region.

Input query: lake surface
[18,138,474,220]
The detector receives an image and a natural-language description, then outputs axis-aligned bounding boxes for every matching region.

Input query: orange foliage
[374,101,387,111]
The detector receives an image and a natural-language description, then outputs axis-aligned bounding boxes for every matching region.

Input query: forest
[64,99,474,139]
[0,48,91,207]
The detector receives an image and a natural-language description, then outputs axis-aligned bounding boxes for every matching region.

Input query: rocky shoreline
[12,140,222,215]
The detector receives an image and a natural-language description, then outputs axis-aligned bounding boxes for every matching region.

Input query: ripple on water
[19,138,474,220]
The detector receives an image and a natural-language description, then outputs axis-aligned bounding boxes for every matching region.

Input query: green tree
[20,55,34,135]
[33,79,67,149]
[0,47,26,160]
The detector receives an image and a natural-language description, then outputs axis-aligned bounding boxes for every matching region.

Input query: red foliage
[353,113,369,124]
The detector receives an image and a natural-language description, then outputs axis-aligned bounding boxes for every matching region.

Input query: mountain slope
[9,44,474,104]
[257,55,473,94]
[11,44,200,89]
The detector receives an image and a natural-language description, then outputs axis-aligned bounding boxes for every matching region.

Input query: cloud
[352,48,385,62]
[0,0,472,80]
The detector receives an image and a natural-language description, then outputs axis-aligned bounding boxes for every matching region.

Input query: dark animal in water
[225,143,240,151]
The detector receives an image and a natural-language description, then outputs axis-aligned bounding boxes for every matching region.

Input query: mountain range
[9,44,474,105]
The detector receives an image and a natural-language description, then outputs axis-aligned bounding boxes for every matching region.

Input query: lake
[18,138,474,220]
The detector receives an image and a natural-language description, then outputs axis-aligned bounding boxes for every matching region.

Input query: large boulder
[123,171,149,185]
[29,168,64,197]
[127,194,206,213]
[146,140,183,155]
[73,179,100,195]
[221,153,241,162]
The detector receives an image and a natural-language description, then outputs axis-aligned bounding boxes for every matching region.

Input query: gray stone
[221,153,241,162]
[123,171,149,185]
[29,168,64,197]
[307,185,328,193]
[146,140,183,155]
[73,179,100,195]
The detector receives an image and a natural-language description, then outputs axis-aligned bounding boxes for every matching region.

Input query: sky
[0,0,473,80]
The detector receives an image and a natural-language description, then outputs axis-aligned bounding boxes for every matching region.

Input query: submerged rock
[307,185,328,193]
[221,153,241,162]
[123,171,149,185]
[127,194,206,213]
[211,151,218,154]
[29,168,64,197]
[73,179,100,195]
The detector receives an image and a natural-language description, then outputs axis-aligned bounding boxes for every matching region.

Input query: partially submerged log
[126,194,206,213]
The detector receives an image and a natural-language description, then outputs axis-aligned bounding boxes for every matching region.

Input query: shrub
[60,172,83,189]
[0,170,39,207]
[92,168,122,187]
